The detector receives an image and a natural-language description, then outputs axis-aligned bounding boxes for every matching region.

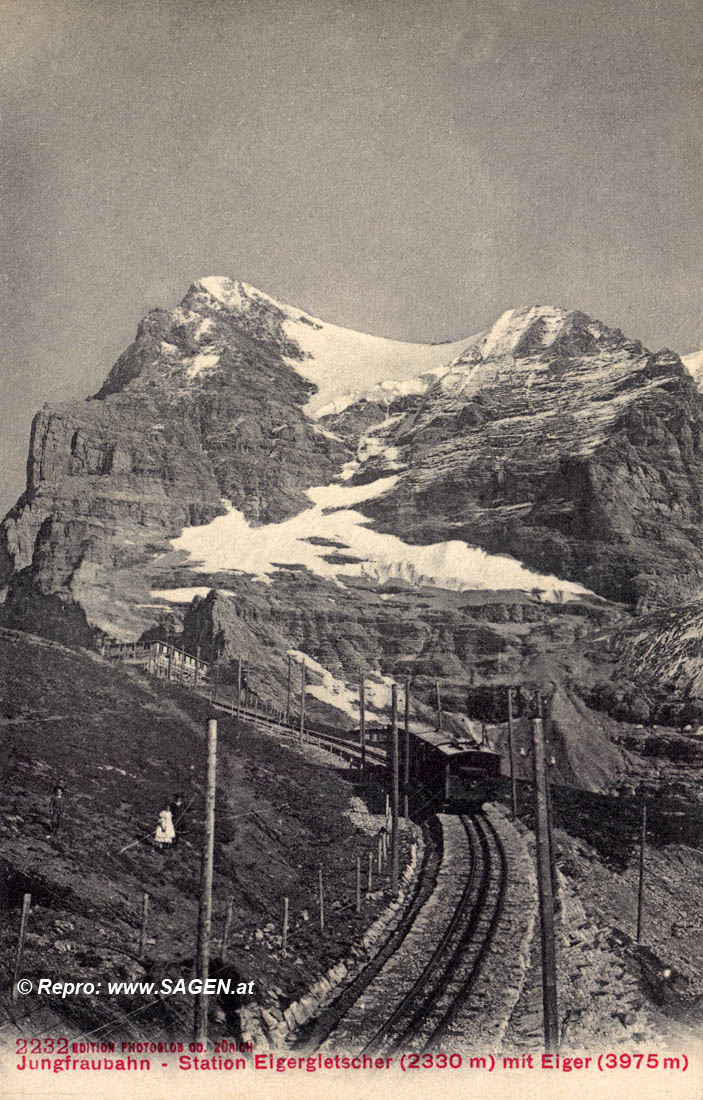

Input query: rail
[206,694,387,767]
[309,812,508,1054]
[361,812,507,1053]
[101,636,387,766]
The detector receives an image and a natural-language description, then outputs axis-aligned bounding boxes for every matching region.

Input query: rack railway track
[302,812,507,1054]
[207,694,388,766]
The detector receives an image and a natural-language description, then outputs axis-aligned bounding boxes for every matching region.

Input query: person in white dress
[154,806,176,846]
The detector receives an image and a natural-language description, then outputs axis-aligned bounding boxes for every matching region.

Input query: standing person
[154,804,175,847]
[171,792,186,846]
[49,785,65,836]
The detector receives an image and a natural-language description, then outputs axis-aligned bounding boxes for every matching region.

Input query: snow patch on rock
[186,352,220,379]
[286,648,390,720]
[477,305,568,359]
[314,362,476,418]
[682,349,703,388]
[150,586,230,603]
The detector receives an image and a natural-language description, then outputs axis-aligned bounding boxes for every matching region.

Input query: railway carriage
[407,727,502,804]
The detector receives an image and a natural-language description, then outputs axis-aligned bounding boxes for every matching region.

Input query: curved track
[314,812,507,1054]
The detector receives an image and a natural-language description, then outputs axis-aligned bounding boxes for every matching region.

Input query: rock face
[0,281,350,637]
[610,601,703,701]
[348,307,703,608]
[3,282,703,717]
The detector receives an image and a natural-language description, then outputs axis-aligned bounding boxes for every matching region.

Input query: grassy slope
[0,629,395,1040]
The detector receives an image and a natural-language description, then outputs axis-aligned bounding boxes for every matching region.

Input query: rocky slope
[3,280,703,723]
[0,628,411,1042]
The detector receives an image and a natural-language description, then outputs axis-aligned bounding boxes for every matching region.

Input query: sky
[1,0,702,517]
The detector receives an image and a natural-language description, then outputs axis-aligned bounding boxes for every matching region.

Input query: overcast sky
[2,0,701,516]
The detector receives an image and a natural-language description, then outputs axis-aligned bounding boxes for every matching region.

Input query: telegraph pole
[541,692,559,905]
[355,855,361,914]
[403,676,410,818]
[532,716,559,1052]
[637,802,647,943]
[221,898,233,962]
[545,762,559,907]
[236,657,242,721]
[359,668,366,772]
[194,718,217,1045]
[299,659,306,740]
[138,892,150,960]
[390,684,400,891]
[282,897,289,953]
[11,893,31,1002]
[286,655,292,726]
[507,687,518,822]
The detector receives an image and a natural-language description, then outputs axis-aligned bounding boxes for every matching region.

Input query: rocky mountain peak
[4,283,703,727]
[186,276,292,318]
[446,305,643,370]
[475,304,572,359]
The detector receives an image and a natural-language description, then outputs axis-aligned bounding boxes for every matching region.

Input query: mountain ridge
[3,279,703,725]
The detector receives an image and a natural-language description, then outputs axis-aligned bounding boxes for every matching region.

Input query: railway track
[308,812,507,1054]
[207,693,387,766]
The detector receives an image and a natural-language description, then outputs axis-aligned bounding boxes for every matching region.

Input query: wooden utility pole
[536,690,544,719]
[138,892,150,959]
[355,854,361,914]
[545,764,559,907]
[299,659,306,741]
[637,803,647,944]
[531,717,559,1053]
[282,897,289,953]
[11,893,31,1001]
[359,669,366,772]
[318,864,324,932]
[194,645,200,690]
[221,898,234,962]
[236,658,242,721]
[435,679,443,731]
[542,693,558,905]
[367,851,373,892]
[194,718,218,1045]
[390,684,400,891]
[286,656,292,725]
[167,645,173,682]
[507,687,518,822]
[403,677,410,818]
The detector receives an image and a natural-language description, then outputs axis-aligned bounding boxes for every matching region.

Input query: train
[406,727,502,806]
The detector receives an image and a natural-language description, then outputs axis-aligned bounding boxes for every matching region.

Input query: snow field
[193,276,476,417]
[169,472,592,600]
